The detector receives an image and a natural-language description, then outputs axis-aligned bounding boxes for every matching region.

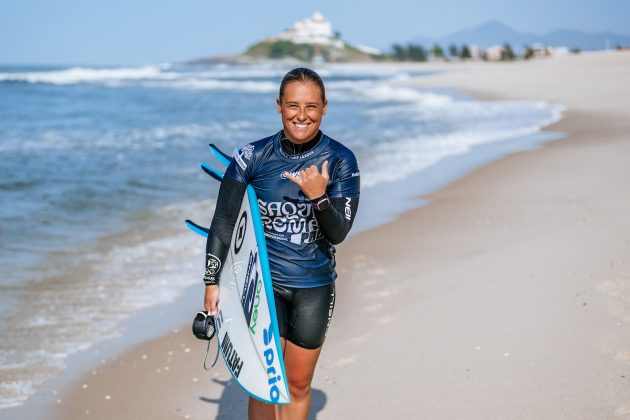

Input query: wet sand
[20,51,630,419]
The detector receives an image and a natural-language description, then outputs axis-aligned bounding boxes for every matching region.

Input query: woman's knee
[288,378,312,400]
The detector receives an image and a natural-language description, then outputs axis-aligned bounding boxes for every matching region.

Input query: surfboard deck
[186,145,290,404]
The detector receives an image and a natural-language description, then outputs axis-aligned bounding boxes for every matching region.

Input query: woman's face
[277,81,327,144]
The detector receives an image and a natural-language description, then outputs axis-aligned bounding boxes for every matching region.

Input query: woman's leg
[248,339,321,420]
[249,284,333,419]
[248,397,277,420]
[279,340,322,420]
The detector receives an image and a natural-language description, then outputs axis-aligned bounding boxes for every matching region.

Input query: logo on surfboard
[234,211,247,254]
[241,250,260,329]
[221,332,244,378]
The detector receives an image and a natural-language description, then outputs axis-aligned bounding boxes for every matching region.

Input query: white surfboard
[185,145,290,404]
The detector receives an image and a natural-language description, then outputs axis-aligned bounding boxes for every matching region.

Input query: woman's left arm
[313,196,360,244]
[284,158,360,245]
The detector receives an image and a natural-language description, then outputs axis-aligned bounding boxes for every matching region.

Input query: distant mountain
[409,20,630,52]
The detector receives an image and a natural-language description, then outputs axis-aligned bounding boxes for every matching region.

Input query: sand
[20,51,630,419]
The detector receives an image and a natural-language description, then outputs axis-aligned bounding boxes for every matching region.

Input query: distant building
[529,43,570,58]
[530,43,549,58]
[485,45,506,61]
[468,44,481,59]
[269,11,344,49]
[548,46,570,57]
[354,44,384,55]
[247,11,382,63]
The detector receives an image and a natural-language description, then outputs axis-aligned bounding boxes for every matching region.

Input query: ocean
[0,62,564,410]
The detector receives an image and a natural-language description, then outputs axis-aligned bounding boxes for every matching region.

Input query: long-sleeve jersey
[206,130,360,288]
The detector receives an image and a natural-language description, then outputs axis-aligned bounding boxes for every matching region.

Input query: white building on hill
[270,11,344,48]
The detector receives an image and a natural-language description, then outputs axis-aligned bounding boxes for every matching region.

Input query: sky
[1,0,629,65]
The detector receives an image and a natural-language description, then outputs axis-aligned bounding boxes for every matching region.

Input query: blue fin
[185,219,209,238]
[201,162,225,181]
[208,144,231,166]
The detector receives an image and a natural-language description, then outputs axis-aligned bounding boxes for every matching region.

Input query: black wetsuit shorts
[273,283,335,350]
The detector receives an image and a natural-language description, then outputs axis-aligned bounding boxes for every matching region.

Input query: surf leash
[192,311,220,370]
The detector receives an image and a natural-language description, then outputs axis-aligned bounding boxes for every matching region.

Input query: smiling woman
[201,67,360,419]
[276,68,327,145]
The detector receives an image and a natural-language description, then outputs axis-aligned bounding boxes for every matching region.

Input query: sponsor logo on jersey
[242,144,254,159]
[280,148,315,160]
[221,332,244,378]
[241,250,259,328]
[234,144,254,170]
[263,323,283,403]
[351,172,360,177]
[280,171,302,180]
[258,199,322,244]
[344,198,352,221]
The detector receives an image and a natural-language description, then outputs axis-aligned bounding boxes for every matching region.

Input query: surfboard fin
[200,162,225,182]
[208,144,231,166]
[186,145,230,236]
[185,219,209,238]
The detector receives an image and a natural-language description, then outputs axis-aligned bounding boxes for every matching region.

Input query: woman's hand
[284,160,329,200]
[204,285,220,316]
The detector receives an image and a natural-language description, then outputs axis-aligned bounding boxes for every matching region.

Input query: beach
[4,51,630,419]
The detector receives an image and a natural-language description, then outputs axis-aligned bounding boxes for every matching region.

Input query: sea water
[0,62,564,409]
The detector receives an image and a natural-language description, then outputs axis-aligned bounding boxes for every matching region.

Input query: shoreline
[1,107,566,419]
[4,51,630,419]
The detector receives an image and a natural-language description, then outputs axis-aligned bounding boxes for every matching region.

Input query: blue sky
[1,0,629,65]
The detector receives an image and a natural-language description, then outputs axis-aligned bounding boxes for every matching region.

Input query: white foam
[0,381,35,410]
[328,78,454,106]
[0,121,252,153]
[0,65,176,85]
[153,78,277,92]
[0,65,287,94]
[359,101,565,187]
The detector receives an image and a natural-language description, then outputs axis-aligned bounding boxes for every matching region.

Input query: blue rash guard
[224,130,360,288]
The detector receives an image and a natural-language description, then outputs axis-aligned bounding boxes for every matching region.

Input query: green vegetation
[460,45,471,59]
[246,37,560,64]
[390,43,428,61]
[387,42,477,61]
[431,44,445,58]
[502,43,516,60]
[245,39,381,62]
[247,40,315,61]
[448,44,459,58]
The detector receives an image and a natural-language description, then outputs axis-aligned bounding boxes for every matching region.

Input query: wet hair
[278,67,326,104]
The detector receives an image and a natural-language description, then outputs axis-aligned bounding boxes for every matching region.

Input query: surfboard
[185,144,290,404]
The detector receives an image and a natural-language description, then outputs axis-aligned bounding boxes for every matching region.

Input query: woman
[203,68,360,419]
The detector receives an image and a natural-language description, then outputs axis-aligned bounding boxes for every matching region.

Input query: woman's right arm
[203,176,247,314]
